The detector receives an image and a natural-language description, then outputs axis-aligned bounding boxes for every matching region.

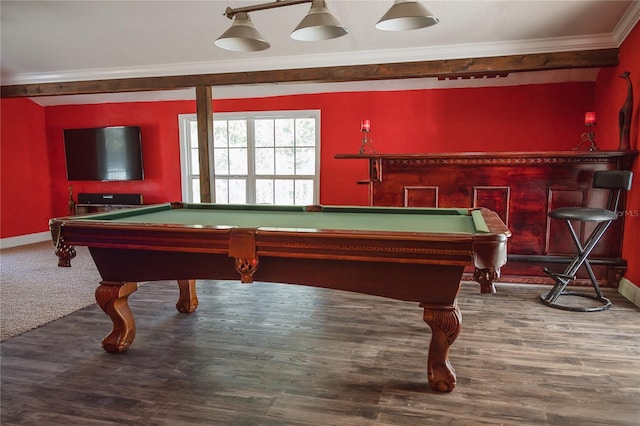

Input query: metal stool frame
[541,170,633,312]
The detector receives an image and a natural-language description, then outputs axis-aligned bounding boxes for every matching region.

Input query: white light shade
[290,0,348,41]
[376,0,439,31]
[215,12,270,52]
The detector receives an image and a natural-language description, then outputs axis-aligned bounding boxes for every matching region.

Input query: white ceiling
[1,0,639,105]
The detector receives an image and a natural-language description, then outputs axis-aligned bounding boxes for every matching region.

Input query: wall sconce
[574,111,598,151]
[215,0,438,52]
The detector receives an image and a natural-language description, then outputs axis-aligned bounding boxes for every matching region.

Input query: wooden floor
[1,279,639,425]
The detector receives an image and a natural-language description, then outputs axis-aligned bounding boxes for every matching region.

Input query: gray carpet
[0,242,102,341]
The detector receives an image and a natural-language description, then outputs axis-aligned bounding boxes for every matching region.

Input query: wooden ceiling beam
[1,48,618,98]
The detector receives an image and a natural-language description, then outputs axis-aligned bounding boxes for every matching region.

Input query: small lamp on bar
[574,111,598,151]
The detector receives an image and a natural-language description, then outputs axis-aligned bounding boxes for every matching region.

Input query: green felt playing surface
[77,204,487,234]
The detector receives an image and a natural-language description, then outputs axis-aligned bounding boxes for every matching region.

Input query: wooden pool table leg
[176,279,199,313]
[54,239,76,267]
[95,281,138,353]
[473,267,499,294]
[421,302,462,392]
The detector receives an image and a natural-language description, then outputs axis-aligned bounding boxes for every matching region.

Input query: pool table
[50,202,510,392]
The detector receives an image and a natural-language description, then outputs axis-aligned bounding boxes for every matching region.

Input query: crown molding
[3,48,618,100]
[1,33,620,86]
[613,1,640,45]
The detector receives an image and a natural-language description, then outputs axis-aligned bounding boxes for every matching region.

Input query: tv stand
[75,203,143,215]
[75,193,143,215]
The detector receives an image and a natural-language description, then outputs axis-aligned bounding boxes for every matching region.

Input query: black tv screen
[64,126,144,181]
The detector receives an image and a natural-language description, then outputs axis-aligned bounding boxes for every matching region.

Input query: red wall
[594,23,640,286]
[1,98,52,238]
[44,101,194,218]
[217,83,594,205]
[0,82,597,237]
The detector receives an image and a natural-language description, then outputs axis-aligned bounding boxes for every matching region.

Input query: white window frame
[178,110,321,204]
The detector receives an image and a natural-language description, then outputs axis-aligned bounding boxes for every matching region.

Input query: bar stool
[541,170,633,312]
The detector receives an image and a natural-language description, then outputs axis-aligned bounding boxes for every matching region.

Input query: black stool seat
[541,170,633,312]
[549,207,616,222]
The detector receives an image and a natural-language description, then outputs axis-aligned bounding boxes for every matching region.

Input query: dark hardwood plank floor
[1,280,638,425]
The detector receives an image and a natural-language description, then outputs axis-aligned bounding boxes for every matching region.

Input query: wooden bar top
[335,150,638,163]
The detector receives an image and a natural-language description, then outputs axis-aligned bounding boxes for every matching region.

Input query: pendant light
[290,0,348,41]
[376,0,439,31]
[215,12,270,52]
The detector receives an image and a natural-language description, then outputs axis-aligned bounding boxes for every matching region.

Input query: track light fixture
[215,0,438,52]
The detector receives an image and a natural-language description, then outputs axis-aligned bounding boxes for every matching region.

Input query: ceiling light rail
[215,0,439,52]
[222,0,313,19]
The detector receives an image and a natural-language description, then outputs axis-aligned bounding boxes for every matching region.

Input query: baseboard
[0,232,50,249]
[618,277,640,308]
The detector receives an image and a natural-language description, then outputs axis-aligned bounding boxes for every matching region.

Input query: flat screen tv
[64,126,144,181]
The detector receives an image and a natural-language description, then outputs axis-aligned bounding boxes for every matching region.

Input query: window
[179,110,320,205]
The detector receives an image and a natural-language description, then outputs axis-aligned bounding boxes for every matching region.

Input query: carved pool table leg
[54,238,76,267]
[473,267,499,294]
[421,302,462,392]
[235,257,259,283]
[176,279,199,313]
[95,281,138,353]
